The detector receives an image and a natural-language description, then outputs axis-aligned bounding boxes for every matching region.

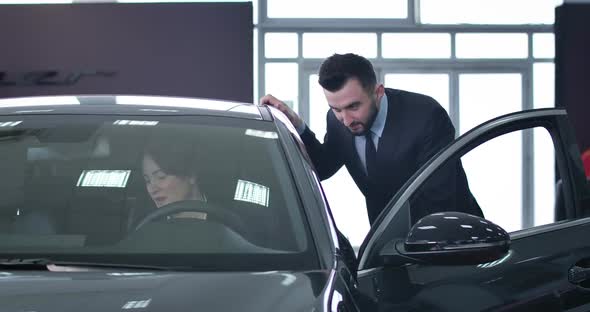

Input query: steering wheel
[134,200,247,235]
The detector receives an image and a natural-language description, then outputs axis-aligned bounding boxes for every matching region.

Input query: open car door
[356,108,590,311]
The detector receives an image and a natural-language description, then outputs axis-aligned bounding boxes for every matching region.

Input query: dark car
[0,95,588,311]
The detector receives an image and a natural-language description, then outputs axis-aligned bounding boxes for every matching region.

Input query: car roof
[0,95,263,120]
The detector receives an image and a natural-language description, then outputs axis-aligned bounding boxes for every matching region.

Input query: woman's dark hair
[318,53,377,93]
[143,129,200,178]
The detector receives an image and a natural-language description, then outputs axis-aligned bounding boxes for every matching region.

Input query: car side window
[408,126,560,233]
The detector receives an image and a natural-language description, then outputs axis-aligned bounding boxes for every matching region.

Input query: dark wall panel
[555,3,590,153]
[0,3,253,103]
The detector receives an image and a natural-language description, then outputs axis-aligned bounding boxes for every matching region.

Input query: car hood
[0,269,330,312]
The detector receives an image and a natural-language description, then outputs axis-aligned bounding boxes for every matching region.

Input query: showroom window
[258,0,561,248]
[267,0,407,19]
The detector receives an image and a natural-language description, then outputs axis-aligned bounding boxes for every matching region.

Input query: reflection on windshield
[0,115,314,271]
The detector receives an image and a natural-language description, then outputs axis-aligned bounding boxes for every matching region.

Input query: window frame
[256,0,559,244]
[357,109,584,270]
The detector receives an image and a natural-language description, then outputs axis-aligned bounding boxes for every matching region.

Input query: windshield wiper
[0,258,175,271]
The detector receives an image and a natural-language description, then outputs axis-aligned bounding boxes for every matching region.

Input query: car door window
[408,127,562,233]
[358,110,590,271]
[357,110,590,311]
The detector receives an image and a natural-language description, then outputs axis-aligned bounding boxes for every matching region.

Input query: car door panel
[357,109,590,311]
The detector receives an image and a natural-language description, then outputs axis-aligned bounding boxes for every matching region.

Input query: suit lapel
[342,131,371,194]
[346,132,365,171]
[375,89,403,181]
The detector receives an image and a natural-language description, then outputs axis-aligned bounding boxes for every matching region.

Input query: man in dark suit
[261,53,482,225]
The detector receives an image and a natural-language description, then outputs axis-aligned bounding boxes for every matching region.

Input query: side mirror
[381,212,510,266]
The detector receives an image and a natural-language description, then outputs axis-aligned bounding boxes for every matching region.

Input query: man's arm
[260,94,343,180]
[299,117,344,180]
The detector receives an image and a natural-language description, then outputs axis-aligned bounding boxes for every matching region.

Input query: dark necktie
[365,131,377,178]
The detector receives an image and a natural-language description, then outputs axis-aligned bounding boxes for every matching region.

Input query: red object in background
[582,149,590,178]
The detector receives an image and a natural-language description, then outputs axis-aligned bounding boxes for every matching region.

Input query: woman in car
[141,132,208,220]
[135,128,248,240]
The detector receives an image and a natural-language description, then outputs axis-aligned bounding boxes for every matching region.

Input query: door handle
[569,265,590,284]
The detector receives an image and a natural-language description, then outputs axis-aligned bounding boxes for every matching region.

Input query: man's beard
[351,97,379,136]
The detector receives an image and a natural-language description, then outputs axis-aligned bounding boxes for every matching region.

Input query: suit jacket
[300,88,482,224]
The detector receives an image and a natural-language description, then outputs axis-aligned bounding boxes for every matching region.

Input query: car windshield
[0,114,318,271]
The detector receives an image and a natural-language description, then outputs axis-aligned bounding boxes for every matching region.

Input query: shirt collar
[370,93,388,138]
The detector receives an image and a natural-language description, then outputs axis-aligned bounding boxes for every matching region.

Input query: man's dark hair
[318,53,377,92]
